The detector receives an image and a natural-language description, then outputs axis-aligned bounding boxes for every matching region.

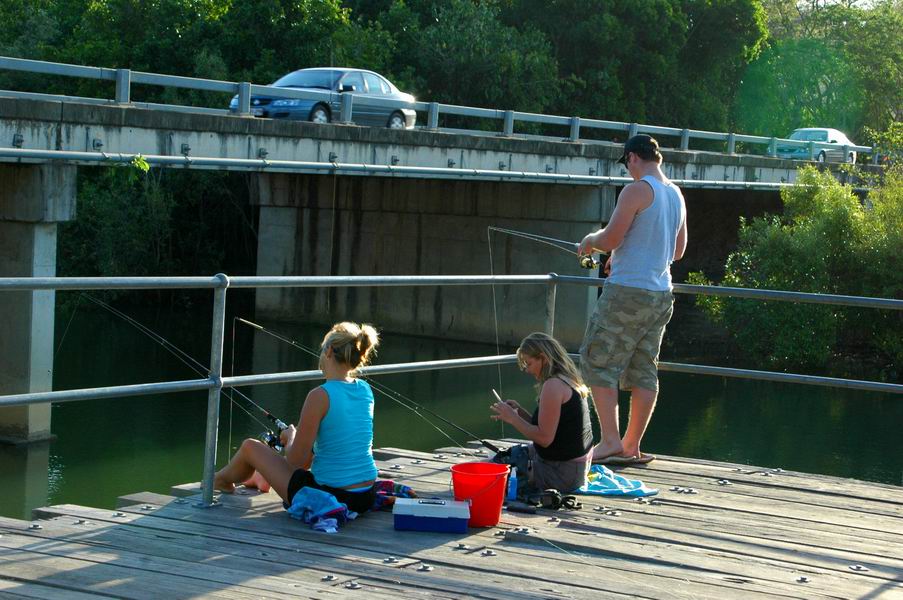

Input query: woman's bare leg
[214,439,295,501]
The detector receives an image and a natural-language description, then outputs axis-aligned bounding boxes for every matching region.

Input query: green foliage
[691,166,902,380]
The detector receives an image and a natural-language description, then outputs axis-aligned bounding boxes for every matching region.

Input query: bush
[691,165,902,381]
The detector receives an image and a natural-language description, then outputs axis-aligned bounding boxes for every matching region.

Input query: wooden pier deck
[1,442,901,599]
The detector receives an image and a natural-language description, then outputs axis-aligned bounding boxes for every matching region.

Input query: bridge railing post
[340,93,353,123]
[237,82,251,115]
[727,133,736,155]
[568,116,580,142]
[427,102,439,129]
[502,110,514,136]
[628,123,638,139]
[115,69,130,104]
[872,144,879,165]
[768,137,777,158]
[680,129,690,150]
[199,274,229,508]
[808,141,816,161]
[843,145,851,163]
[545,279,558,337]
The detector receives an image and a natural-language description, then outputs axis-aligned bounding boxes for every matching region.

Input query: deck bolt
[418,564,434,572]
[481,549,497,556]
[548,517,560,522]
[345,581,362,590]
[28,523,42,530]
[474,449,486,455]
[772,468,784,473]
[494,530,506,536]
[390,464,403,470]
[849,565,869,572]
[650,500,661,506]
[797,576,811,583]
[434,454,447,459]
[634,497,648,503]
[174,498,188,504]
[605,510,621,516]
[141,505,154,510]
[456,543,469,550]
[321,574,338,582]
[384,556,399,564]
[75,519,89,525]
[112,512,126,517]
[670,486,681,491]
[412,459,424,464]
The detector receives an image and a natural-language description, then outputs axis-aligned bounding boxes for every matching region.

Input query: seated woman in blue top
[490,332,594,494]
[214,321,379,514]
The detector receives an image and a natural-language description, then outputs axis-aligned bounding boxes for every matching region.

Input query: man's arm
[673,216,688,261]
[578,182,652,254]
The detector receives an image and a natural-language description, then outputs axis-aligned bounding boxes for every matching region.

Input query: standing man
[577,134,687,465]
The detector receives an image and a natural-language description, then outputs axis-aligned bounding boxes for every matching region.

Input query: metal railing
[0,273,900,507]
[0,56,877,162]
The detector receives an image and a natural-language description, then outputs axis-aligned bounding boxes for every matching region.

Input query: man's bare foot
[591,442,624,462]
[242,470,271,493]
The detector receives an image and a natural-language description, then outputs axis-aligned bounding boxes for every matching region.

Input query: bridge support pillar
[0,164,76,444]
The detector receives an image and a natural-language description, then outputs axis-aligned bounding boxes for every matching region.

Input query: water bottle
[507,467,518,501]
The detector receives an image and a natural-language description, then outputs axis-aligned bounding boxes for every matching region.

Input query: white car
[776,128,857,163]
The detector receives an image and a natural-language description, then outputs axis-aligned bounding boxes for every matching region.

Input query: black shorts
[284,468,375,514]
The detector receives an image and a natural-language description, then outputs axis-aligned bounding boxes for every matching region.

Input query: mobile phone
[491,389,502,403]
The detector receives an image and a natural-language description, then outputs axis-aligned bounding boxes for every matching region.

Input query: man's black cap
[617,134,660,166]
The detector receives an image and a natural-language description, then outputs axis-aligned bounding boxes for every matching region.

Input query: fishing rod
[488,226,604,270]
[81,294,290,452]
[236,318,501,454]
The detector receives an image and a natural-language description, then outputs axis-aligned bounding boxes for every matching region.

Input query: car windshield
[272,70,342,89]
[789,130,828,142]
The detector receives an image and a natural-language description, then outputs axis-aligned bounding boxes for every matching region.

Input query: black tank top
[530,385,593,461]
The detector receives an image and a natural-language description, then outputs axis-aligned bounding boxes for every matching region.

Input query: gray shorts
[579,283,674,391]
[528,445,590,493]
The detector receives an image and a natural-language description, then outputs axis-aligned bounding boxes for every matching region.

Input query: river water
[1,302,900,519]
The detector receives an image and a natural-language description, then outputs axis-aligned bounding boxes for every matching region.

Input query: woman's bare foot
[213,472,236,494]
[591,442,624,462]
[242,470,271,493]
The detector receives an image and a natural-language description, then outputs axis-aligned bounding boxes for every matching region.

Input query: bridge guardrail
[0,55,878,163]
[0,273,900,506]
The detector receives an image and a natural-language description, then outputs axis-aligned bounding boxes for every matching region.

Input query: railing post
[628,123,638,139]
[502,110,514,136]
[843,145,851,163]
[114,69,130,104]
[427,102,439,129]
[340,93,354,123]
[872,144,879,165]
[545,278,558,337]
[768,137,777,158]
[238,82,251,115]
[680,129,690,151]
[199,273,229,508]
[727,133,736,155]
[808,141,816,161]
[568,116,580,142]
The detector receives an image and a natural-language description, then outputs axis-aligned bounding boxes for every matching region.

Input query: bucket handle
[450,471,509,505]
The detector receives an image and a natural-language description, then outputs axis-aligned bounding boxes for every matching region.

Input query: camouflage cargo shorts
[579,283,674,391]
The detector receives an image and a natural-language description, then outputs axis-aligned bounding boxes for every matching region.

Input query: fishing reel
[579,255,602,270]
[260,415,289,453]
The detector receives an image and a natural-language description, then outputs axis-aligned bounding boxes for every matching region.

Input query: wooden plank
[101,494,863,599]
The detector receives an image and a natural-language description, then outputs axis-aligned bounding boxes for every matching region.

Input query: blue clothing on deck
[311,379,378,488]
[576,465,659,497]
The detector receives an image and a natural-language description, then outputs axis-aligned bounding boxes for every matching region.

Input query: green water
[1,306,900,520]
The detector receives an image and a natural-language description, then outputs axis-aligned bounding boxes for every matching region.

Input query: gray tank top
[606,175,686,291]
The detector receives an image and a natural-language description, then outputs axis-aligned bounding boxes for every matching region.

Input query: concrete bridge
[0,95,870,443]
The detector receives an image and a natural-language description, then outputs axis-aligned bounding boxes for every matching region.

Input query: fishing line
[235,317,491,457]
[488,226,603,269]
[82,294,276,436]
[486,228,506,440]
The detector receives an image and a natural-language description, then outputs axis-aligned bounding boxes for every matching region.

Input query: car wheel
[816,151,826,163]
[387,111,406,129]
[309,105,330,124]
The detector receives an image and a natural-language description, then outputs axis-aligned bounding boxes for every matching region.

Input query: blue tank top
[607,175,686,291]
[310,379,377,488]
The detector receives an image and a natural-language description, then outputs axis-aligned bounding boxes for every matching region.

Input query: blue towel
[286,487,358,533]
[576,465,658,497]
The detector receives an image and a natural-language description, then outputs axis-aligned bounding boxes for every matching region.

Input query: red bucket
[450,462,510,527]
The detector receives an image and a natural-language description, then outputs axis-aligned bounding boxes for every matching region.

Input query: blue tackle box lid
[393,498,470,519]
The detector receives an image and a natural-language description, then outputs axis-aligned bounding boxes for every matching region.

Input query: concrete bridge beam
[252,173,615,348]
[0,164,76,444]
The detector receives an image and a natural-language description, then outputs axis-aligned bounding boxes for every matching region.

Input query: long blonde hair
[516,332,589,399]
[321,322,379,371]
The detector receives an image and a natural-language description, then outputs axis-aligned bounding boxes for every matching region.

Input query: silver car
[229,67,417,129]
[776,128,857,163]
